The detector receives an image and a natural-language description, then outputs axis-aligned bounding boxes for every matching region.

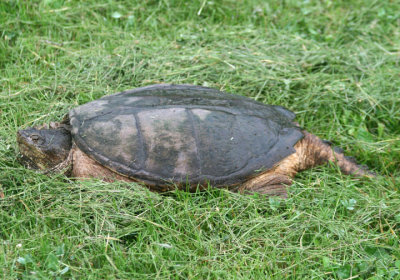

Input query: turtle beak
[17,129,40,169]
[17,129,32,145]
[18,154,40,170]
[16,130,26,143]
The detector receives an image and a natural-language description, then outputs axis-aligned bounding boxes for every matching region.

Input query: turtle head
[17,127,72,171]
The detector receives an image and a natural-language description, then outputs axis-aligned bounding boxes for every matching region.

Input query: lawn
[1,0,399,279]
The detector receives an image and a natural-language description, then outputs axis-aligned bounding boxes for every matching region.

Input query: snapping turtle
[17,84,372,197]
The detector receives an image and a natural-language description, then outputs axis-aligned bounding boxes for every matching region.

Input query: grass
[1,0,399,278]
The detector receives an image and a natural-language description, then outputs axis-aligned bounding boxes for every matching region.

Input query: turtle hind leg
[239,173,292,198]
[238,154,300,197]
[237,130,374,198]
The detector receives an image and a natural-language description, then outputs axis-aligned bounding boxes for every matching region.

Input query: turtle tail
[297,131,375,177]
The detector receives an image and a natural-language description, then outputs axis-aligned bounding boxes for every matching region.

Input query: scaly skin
[238,131,374,197]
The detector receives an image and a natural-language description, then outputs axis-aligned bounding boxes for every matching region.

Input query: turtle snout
[17,129,32,139]
[17,130,31,145]
[16,130,27,143]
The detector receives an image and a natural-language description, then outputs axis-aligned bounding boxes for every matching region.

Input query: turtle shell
[69,84,303,186]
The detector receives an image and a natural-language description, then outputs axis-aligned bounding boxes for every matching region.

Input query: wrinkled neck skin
[17,125,73,174]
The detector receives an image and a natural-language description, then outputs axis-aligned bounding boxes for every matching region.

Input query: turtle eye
[30,134,40,142]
